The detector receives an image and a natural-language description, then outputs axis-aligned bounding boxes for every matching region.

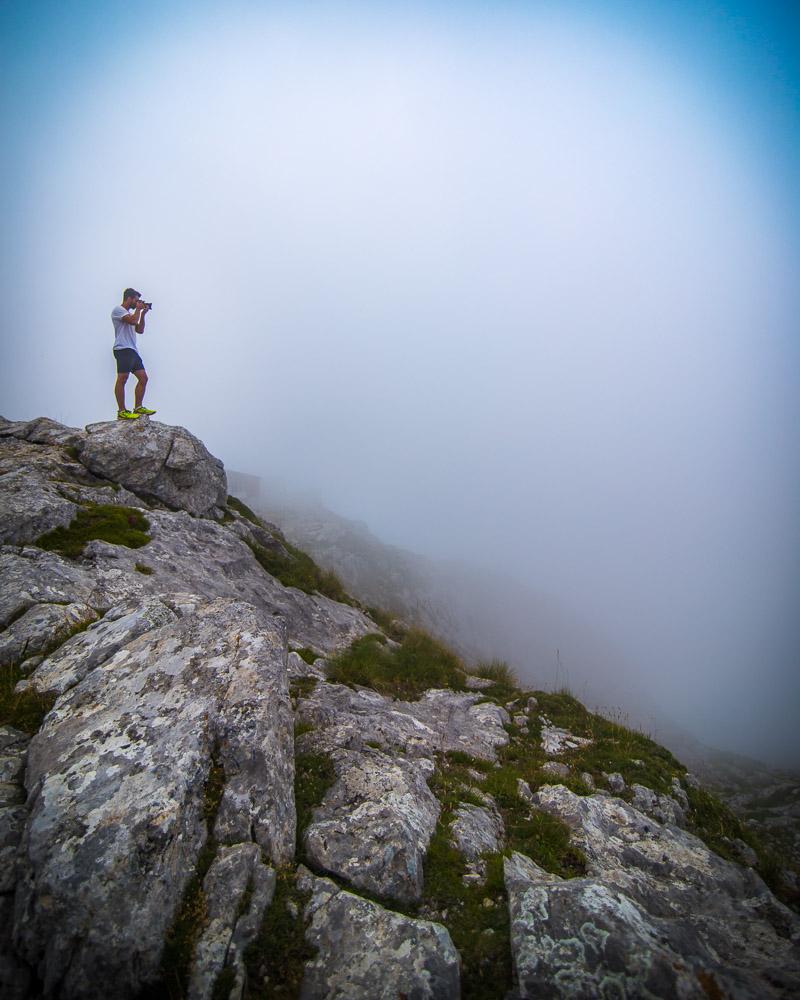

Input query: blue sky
[1,1,799,764]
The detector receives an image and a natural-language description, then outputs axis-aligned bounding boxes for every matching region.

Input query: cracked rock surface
[509,785,800,998]
[302,743,439,903]
[13,597,294,1000]
[297,681,510,761]
[297,868,461,999]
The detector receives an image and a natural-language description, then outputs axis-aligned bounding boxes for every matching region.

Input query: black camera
[140,301,153,310]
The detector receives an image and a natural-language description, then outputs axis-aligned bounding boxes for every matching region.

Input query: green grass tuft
[364,605,407,642]
[247,540,357,607]
[289,677,318,701]
[227,495,261,526]
[135,562,154,575]
[35,503,150,558]
[326,630,467,701]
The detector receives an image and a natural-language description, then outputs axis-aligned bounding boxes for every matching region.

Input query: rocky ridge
[0,414,798,999]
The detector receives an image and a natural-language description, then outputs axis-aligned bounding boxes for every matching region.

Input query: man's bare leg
[133,369,148,409]
[115,373,129,412]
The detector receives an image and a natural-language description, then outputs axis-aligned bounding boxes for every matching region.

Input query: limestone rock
[464,674,494,690]
[539,716,592,756]
[187,844,276,1000]
[0,469,77,547]
[303,746,439,903]
[541,760,571,779]
[297,869,460,999]
[77,419,227,516]
[297,682,509,762]
[0,727,32,999]
[0,602,98,670]
[13,598,295,1000]
[630,782,687,828]
[0,417,86,450]
[450,800,504,883]
[523,785,800,997]
[603,770,626,793]
[18,595,179,696]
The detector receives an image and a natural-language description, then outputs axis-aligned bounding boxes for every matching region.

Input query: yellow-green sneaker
[133,406,157,415]
[117,410,141,420]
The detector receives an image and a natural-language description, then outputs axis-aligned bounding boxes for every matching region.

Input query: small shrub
[35,503,150,558]
[292,647,320,666]
[135,562,154,575]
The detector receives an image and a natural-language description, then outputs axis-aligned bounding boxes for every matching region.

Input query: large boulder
[12,597,295,1000]
[77,418,227,516]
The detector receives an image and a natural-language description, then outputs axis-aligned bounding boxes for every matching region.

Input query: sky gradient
[2,0,799,765]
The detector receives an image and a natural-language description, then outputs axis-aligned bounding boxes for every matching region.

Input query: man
[111,288,156,420]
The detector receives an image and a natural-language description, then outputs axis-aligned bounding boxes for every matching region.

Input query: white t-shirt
[112,305,137,351]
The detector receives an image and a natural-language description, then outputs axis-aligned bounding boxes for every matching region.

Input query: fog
[2,1,799,766]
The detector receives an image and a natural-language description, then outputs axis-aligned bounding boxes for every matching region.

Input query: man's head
[122,287,141,308]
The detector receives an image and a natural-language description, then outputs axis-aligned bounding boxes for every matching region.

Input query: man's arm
[135,304,148,335]
[121,306,145,327]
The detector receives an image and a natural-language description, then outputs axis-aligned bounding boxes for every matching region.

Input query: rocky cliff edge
[0,415,798,999]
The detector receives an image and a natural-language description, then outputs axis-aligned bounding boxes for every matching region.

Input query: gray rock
[450,800,504,882]
[0,728,31,999]
[464,675,494,690]
[18,595,179,696]
[671,775,690,811]
[631,782,687,828]
[540,716,592,755]
[0,417,86,450]
[297,682,509,762]
[525,785,800,997]
[303,747,439,903]
[505,852,708,999]
[78,418,228,516]
[0,602,98,669]
[526,696,538,711]
[603,770,626,793]
[13,598,295,1000]
[187,844,276,1000]
[684,772,701,790]
[542,761,571,779]
[297,869,460,999]
[580,772,595,790]
[0,469,77,547]
[513,713,527,728]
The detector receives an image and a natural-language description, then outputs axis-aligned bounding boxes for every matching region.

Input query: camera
[139,300,153,310]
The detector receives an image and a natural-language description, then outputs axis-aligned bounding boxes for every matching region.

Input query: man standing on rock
[111,288,157,420]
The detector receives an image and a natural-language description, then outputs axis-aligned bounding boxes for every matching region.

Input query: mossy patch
[241,868,316,999]
[227,495,261,526]
[292,647,320,666]
[135,562,154,575]
[289,677,318,702]
[326,629,467,701]
[0,663,56,734]
[295,750,337,861]
[35,503,150,558]
[247,540,356,607]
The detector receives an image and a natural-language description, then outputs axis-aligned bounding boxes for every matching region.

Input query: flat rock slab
[78,419,228,516]
[521,785,800,997]
[303,746,439,903]
[297,869,460,999]
[298,683,510,762]
[13,598,294,1000]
